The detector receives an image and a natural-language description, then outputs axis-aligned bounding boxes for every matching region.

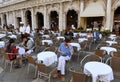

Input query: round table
[84,61,114,82]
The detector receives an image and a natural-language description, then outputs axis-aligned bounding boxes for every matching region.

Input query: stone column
[31,7,36,30]
[59,3,63,31]
[62,12,66,31]
[106,0,112,31]
[1,14,5,26]
[110,9,115,32]
[6,12,9,25]
[13,11,17,29]
[21,9,26,25]
[44,5,47,29]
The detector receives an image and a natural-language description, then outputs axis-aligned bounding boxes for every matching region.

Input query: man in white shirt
[19,22,25,34]
[25,24,30,34]
[24,23,31,37]
[19,22,26,39]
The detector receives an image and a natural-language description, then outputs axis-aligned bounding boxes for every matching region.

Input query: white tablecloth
[56,36,65,40]
[0,41,5,48]
[78,38,88,43]
[18,47,25,55]
[42,40,53,45]
[79,33,87,37]
[70,43,81,51]
[84,62,114,82]
[73,33,79,37]
[100,46,117,55]
[37,51,57,66]
[8,34,17,39]
[106,41,117,46]
[0,34,6,38]
[42,35,50,39]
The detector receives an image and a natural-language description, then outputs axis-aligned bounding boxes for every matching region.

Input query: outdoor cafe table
[41,40,53,45]
[100,46,117,55]
[84,61,114,82]
[42,35,50,39]
[0,41,5,48]
[78,38,88,43]
[37,51,57,66]
[0,34,6,39]
[70,42,81,51]
[56,36,65,40]
[106,41,117,46]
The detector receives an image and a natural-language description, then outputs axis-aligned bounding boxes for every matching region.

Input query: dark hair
[9,38,15,43]
[64,37,71,43]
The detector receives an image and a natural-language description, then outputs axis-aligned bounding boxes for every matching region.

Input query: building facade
[0,0,120,32]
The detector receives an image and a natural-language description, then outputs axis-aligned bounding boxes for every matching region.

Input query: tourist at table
[53,37,74,81]
[64,29,74,40]
[20,36,34,52]
[92,29,100,42]
[5,38,18,62]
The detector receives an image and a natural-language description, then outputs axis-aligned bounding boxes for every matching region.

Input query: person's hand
[60,51,66,55]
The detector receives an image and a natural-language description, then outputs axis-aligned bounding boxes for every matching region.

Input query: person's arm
[68,43,74,55]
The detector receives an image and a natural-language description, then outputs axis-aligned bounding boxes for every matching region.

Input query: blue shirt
[58,42,74,57]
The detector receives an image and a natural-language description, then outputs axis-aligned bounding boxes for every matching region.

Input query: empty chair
[95,49,106,62]
[106,57,120,80]
[69,68,88,82]
[36,63,57,82]
[27,55,37,77]
[4,53,14,72]
[80,54,102,71]
[71,46,79,61]
[111,51,120,57]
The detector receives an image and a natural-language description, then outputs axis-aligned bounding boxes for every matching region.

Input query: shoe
[61,75,65,81]
[52,72,58,78]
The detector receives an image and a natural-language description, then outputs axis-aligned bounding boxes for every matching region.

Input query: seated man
[53,37,74,81]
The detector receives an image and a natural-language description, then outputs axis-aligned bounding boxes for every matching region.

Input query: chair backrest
[111,52,120,57]
[95,49,106,58]
[69,68,87,82]
[80,54,102,67]
[4,53,10,60]
[111,57,120,72]
[49,46,56,52]
[37,63,47,73]
[44,42,49,47]
[73,46,78,52]
[80,42,87,50]
[27,56,36,65]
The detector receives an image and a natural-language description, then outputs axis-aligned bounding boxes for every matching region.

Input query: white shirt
[19,26,26,34]
[25,25,30,34]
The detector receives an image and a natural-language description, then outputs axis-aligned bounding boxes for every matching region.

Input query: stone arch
[25,10,32,28]
[36,12,44,30]
[3,14,7,25]
[49,11,59,31]
[66,9,78,30]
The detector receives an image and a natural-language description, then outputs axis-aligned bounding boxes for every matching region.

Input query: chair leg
[34,66,37,78]
[10,62,13,72]
[27,64,30,74]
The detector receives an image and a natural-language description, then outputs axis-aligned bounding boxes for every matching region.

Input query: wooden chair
[44,42,50,47]
[80,54,102,71]
[69,68,88,82]
[4,53,14,72]
[36,63,57,82]
[71,46,79,61]
[95,49,106,62]
[27,55,37,77]
[106,57,120,80]
[111,51,120,57]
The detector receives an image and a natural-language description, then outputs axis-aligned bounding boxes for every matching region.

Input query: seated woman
[20,36,34,56]
[5,38,18,63]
